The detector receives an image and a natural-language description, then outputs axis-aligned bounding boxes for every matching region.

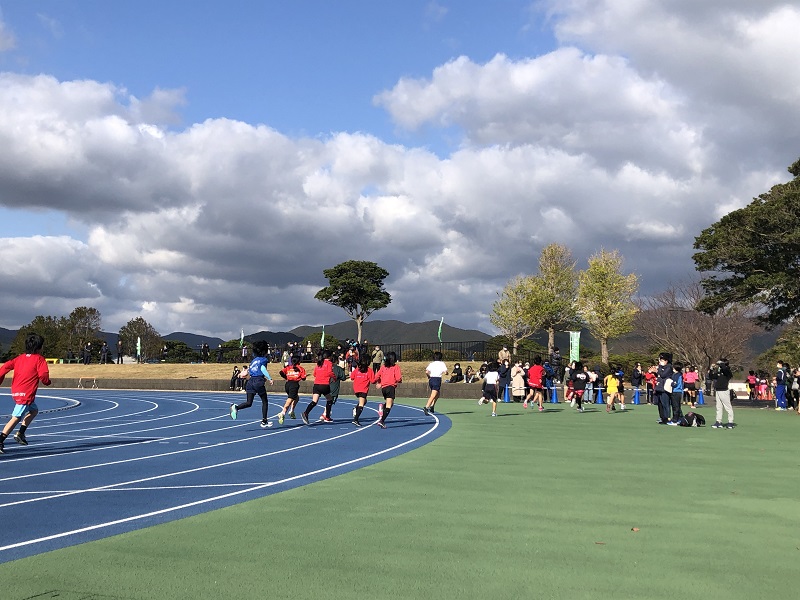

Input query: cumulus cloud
[1,1,799,339]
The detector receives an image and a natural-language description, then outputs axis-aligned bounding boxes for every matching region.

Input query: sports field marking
[0,410,444,554]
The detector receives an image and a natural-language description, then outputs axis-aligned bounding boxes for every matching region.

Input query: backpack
[679,412,705,427]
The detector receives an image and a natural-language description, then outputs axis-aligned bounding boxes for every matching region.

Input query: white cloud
[1,2,799,338]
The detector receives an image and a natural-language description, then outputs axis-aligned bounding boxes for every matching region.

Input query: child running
[0,333,51,454]
[301,350,335,425]
[569,361,589,412]
[423,351,448,416]
[229,340,274,428]
[350,357,376,427]
[524,355,546,412]
[277,355,307,425]
[603,369,620,412]
[483,361,500,416]
[375,351,402,428]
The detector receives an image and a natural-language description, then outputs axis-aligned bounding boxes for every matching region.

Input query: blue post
[596,387,604,404]
[697,389,705,405]
[633,388,640,405]
[550,384,558,403]
[503,385,511,403]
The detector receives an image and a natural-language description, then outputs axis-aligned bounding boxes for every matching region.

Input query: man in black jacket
[710,358,735,429]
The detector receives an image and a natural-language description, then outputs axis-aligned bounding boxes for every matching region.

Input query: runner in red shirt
[524,356,546,412]
[350,357,376,427]
[277,355,307,425]
[0,333,51,454]
[301,350,335,425]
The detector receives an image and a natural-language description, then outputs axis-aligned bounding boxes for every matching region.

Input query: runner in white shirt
[424,352,448,416]
[483,362,501,417]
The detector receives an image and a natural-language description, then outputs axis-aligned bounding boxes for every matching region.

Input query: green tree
[67,306,102,350]
[118,317,161,362]
[314,260,391,342]
[489,275,538,354]
[11,315,69,358]
[576,249,639,364]
[530,243,579,353]
[755,320,800,372]
[162,340,201,363]
[693,158,800,327]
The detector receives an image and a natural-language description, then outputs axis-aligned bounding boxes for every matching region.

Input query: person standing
[370,345,384,372]
[117,339,124,364]
[375,351,402,428]
[100,342,110,364]
[774,360,789,411]
[549,347,563,382]
[229,341,274,428]
[423,351,448,416]
[710,358,735,429]
[83,342,92,365]
[510,360,526,401]
[667,362,684,425]
[497,346,511,364]
[683,365,699,408]
[652,352,673,425]
[201,343,210,363]
[277,355,307,425]
[0,334,52,454]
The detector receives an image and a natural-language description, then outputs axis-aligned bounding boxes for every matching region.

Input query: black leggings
[236,389,269,421]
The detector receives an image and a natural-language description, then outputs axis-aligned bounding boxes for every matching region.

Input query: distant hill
[0,327,16,348]
[244,331,302,346]
[290,320,491,345]
[163,332,225,348]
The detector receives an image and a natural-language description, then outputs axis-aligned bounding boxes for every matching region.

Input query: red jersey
[528,364,545,388]
[313,359,335,385]
[350,367,376,395]
[644,372,657,387]
[376,364,403,388]
[280,364,307,382]
[0,353,51,405]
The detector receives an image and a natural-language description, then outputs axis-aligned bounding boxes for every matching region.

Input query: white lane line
[0,403,376,486]
[0,413,442,554]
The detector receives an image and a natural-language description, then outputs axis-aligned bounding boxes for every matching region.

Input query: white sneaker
[491,412,496,417]
[478,398,484,405]
[620,404,626,411]
[260,420,273,428]
[570,400,576,408]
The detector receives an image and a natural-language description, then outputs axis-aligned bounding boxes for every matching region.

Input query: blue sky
[0,1,798,339]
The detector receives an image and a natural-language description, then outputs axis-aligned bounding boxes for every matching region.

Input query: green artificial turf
[2,401,798,599]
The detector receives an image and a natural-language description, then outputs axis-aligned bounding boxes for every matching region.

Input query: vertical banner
[437,317,444,343]
[569,331,580,362]
[136,336,141,361]
[320,324,325,348]
[240,328,245,348]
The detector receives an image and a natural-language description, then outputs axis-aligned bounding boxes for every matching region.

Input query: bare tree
[636,280,760,372]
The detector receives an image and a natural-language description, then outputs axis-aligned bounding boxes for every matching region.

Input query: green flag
[240,328,244,348]
[437,317,444,343]
[569,331,580,362]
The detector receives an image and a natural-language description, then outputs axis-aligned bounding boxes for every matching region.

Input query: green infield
[2,401,798,600]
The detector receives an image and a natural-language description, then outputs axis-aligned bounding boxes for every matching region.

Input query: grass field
[2,399,798,599]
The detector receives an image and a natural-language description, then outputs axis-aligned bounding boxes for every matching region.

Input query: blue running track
[0,389,450,563]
